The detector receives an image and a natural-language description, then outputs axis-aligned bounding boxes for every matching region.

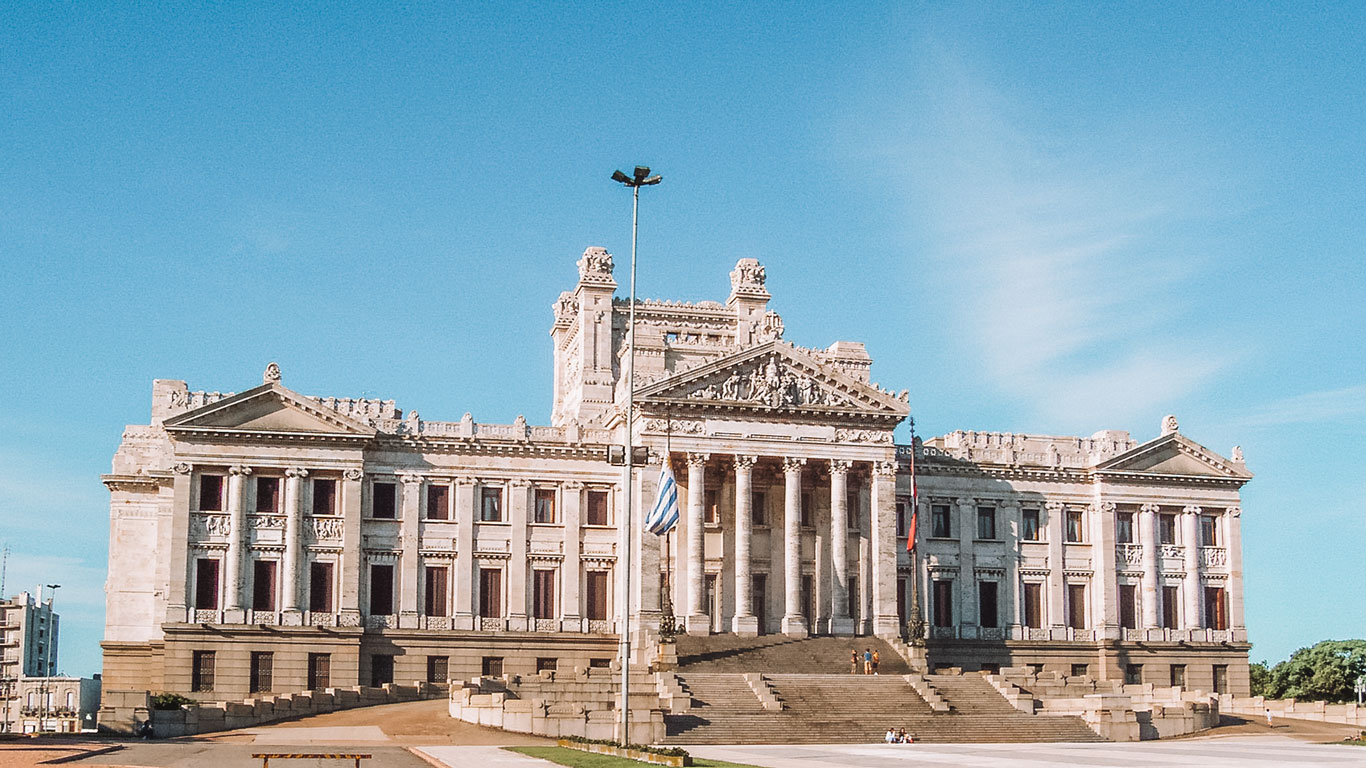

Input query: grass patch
[505,746,764,768]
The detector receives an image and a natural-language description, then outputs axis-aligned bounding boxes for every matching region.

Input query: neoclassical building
[101,249,1252,702]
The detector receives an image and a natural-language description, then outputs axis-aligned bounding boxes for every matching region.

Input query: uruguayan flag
[644,463,680,535]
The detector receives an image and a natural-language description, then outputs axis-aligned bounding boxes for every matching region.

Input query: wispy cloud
[1232,384,1366,428]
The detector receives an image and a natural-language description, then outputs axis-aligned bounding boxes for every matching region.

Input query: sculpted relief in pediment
[675,356,853,408]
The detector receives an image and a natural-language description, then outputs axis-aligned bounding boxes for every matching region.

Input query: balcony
[1200,546,1229,569]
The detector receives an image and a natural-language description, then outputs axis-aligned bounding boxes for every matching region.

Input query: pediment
[1096,433,1251,481]
[636,341,909,421]
[163,383,378,439]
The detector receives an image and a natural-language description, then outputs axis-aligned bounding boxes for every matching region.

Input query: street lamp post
[40,584,59,732]
[610,165,662,747]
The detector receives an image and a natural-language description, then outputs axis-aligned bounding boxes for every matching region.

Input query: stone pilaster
[828,459,854,635]
[1182,506,1202,628]
[507,479,531,631]
[685,453,709,634]
[397,473,421,626]
[166,463,193,622]
[282,468,308,614]
[956,497,978,630]
[453,477,477,630]
[781,457,807,636]
[224,466,251,613]
[1226,506,1246,638]
[1001,500,1021,630]
[1046,501,1066,633]
[731,455,759,636]
[1139,503,1160,629]
[870,461,900,637]
[339,468,363,624]
[1092,501,1119,641]
[560,480,584,631]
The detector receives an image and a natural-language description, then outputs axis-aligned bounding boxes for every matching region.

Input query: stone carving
[1226,506,1241,518]
[311,396,401,425]
[311,517,344,540]
[513,414,528,438]
[729,258,767,294]
[587,619,613,635]
[685,452,710,467]
[264,362,281,384]
[1231,445,1244,463]
[1160,544,1185,559]
[173,462,192,475]
[678,355,850,409]
[285,467,308,480]
[828,459,852,475]
[873,460,897,477]
[308,613,337,627]
[1200,547,1228,568]
[534,618,558,633]
[642,418,703,434]
[191,514,232,538]
[1162,414,1179,435]
[250,515,286,529]
[1116,544,1144,566]
[553,291,578,325]
[756,311,784,341]
[732,454,758,472]
[229,465,252,478]
[343,467,363,482]
[835,429,893,444]
[1139,503,1161,514]
[194,609,219,624]
[480,617,504,631]
[404,410,421,435]
[337,612,362,628]
[577,246,614,282]
[1182,505,1203,515]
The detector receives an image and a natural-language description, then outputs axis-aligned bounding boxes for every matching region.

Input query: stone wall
[448,666,666,744]
[1220,695,1366,727]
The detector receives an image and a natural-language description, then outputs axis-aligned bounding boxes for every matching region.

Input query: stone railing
[448,668,665,744]
[1116,544,1144,565]
[1200,546,1228,569]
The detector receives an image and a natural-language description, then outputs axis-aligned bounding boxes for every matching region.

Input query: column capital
[285,467,309,479]
[956,496,975,508]
[1091,501,1116,514]
[872,460,897,477]
[828,459,852,475]
[560,479,584,490]
[509,478,532,488]
[1182,505,1203,515]
[732,454,758,471]
[229,465,253,477]
[454,476,478,487]
[781,456,806,474]
[1225,506,1241,517]
[1045,500,1066,512]
[399,472,423,486]
[172,462,192,475]
[342,467,364,482]
[1139,503,1161,514]
[686,452,710,467]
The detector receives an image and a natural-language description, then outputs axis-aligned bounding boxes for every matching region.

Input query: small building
[7,675,101,733]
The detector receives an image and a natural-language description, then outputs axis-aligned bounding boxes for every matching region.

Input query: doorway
[752,574,767,634]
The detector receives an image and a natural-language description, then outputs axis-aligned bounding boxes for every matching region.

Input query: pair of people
[851,648,881,674]
[883,727,911,743]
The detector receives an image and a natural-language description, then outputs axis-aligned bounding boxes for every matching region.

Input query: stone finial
[576,247,615,284]
[264,362,282,384]
[1231,445,1244,463]
[1161,414,1179,435]
[729,257,772,302]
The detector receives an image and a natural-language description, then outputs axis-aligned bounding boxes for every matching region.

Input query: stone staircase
[674,634,912,675]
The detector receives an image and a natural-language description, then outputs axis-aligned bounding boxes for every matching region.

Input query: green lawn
[505,746,764,768]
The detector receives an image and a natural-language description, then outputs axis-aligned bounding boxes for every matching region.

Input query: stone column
[224,466,251,613]
[282,468,308,613]
[634,462,662,627]
[1001,500,1021,631]
[508,480,531,631]
[397,473,421,626]
[956,497,978,631]
[1182,506,1202,629]
[732,455,759,636]
[453,477,477,630]
[869,461,899,638]
[1226,506,1246,638]
[828,459,853,635]
[1045,501,1066,634]
[1092,501,1119,642]
[339,468,363,624]
[166,463,193,623]
[781,457,807,636]
[1139,503,1160,629]
[685,453,709,634]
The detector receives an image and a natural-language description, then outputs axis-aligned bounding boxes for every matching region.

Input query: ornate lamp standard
[40,584,59,732]
[610,165,662,747]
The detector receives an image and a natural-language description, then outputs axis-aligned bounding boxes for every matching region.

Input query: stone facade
[101,249,1252,704]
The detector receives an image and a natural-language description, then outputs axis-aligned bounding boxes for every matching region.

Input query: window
[1204,586,1228,630]
[1022,509,1041,541]
[309,561,334,613]
[479,568,502,617]
[585,570,609,621]
[1023,583,1043,629]
[848,490,860,528]
[751,491,766,526]
[1067,583,1087,629]
[533,569,556,620]
[194,558,220,610]
[1116,512,1134,544]
[253,560,278,612]
[1125,664,1143,686]
[369,564,395,615]
[1071,663,1089,678]
[800,491,813,527]
[256,477,280,513]
[482,657,504,676]
[1170,664,1186,688]
[586,489,609,526]
[1161,586,1180,629]
[1065,510,1084,543]
[1213,664,1229,694]
[426,484,450,520]
[932,579,953,628]
[537,657,558,673]
[427,656,449,684]
[589,658,611,669]
[192,651,215,692]
[424,566,449,617]
[199,474,224,511]
[312,478,337,515]
[1200,514,1220,546]
[372,481,397,519]
[896,501,907,535]
[481,487,503,522]
[1119,584,1137,629]
[308,653,330,690]
[705,489,720,524]
[976,506,996,540]
[250,651,273,693]
[371,654,394,687]
[1159,513,1177,545]
[978,581,998,628]
[534,488,556,524]
[931,505,951,538]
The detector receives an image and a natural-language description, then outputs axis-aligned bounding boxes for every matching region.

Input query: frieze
[835,429,893,444]
[250,514,285,530]
[1160,544,1186,559]
[310,517,344,541]
[191,513,232,538]
[1200,546,1228,568]
[681,355,852,408]
[1116,544,1144,566]
[642,418,704,435]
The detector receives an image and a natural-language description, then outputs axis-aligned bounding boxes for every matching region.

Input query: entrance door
[752,574,767,634]
[704,574,719,633]
[801,574,814,631]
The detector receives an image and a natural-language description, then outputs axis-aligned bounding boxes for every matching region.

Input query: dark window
[479,568,502,617]
[533,569,556,620]
[371,654,394,687]
[848,490,860,528]
[308,653,330,690]
[536,657,558,672]
[1213,664,1229,694]
[426,484,450,520]
[312,478,337,516]
[978,581,998,628]
[427,656,449,684]
[585,570,609,621]
[1200,514,1220,546]
[534,488,556,524]
[1066,511,1084,543]
[801,574,814,625]
[1067,583,1087,629]
[1022,509,1041,541]
[800,491,813,527]
[1204,586,1228,630]
[253,560,278,612]
[369,564,395,615]
[976,506,996,540]
[1170,664,1186,688]
[1023,583,1043,629]
[751,491,766,526]
[1162,586,1180,629]
[424,566,449,617]
[191,651,215,692]
[932,505,951,538]
[704,489,720,524]
[586,490,609,526]
[1125,664,1142,685]
[896,501,907,535]
[372,482,397,519]
[1071,663,1089,678]
[1119,584,1137,629]
[250,651,273,693]
[481,487,503,522]
[1159,514,1177,545]
[1116,512,1134,544]
[482,657,504,676]
[588,658,611,669]
[932,579,953,628]
[309,561,334,613]
[194,558,220,610]
[199,474,224,511]
[256,477,280,513]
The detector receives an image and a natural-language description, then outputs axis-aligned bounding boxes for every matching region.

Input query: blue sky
[1,3,1361,678]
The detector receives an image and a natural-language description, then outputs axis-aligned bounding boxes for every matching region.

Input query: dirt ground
[219,698,552,746]
[1174,714,1364,742]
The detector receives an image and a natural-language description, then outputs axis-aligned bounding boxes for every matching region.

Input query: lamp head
[641,174,662,185]
[633,166,651,181]
[611,169,631,184]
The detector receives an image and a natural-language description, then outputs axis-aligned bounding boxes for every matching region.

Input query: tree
[1249,660,1272,697]
[1261,639,1366,703]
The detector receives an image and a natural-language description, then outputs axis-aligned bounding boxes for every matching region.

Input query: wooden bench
[252,754,372,767]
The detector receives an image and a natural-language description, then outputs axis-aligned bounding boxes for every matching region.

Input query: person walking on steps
[872,649,880,675]
[851,650,860,674]
[864,648,873,675]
